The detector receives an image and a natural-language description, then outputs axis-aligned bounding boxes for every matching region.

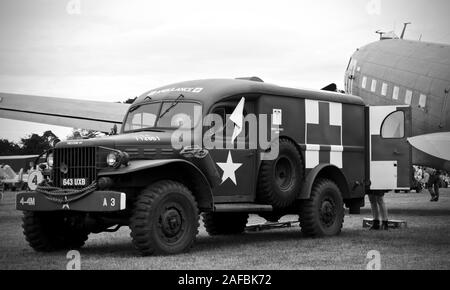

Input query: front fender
[98,159,190,176]
[98,159,214,211]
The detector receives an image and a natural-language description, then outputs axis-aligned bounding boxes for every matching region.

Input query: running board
[214,203,273,213]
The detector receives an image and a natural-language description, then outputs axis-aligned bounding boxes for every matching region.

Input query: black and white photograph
[0,0,449,275]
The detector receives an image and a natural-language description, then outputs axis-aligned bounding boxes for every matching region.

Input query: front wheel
[22,211,89,252]
[298,178,344,237]
[129,180,199,256]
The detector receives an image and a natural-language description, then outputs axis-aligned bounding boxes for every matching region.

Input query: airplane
[344,23,450,172]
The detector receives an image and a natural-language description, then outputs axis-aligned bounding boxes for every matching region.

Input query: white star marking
[216,151,242,185]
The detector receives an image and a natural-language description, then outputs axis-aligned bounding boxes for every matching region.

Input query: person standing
[368,191,389,230]
[425,168,441,202]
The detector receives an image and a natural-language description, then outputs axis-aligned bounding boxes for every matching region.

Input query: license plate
[62,178,89,186]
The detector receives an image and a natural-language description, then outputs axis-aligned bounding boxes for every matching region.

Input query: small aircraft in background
[344,23,450,171]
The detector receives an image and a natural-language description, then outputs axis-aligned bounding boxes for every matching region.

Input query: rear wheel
[202,212,248,235]
[22,211,89,252]
[299,178,344,237]
[130,180,199,256]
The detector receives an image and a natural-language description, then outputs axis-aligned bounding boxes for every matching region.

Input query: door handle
[393,150,401,155]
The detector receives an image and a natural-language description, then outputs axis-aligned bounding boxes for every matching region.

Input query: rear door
[369,105,412,190]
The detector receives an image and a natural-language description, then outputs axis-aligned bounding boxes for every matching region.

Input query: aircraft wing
[407,132,450,161]
[0,92,130,132]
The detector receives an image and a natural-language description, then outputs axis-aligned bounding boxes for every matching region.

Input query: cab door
[369,105,412,190]
[207,98,258,203]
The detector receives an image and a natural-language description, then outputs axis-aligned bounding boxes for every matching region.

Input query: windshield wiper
[158,94,184,119]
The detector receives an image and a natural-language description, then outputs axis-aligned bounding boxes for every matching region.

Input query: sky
[0,0,449,142]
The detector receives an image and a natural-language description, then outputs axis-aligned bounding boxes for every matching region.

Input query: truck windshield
[123,101,202,132]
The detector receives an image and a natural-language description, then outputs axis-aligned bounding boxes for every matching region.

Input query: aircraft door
[369,106,412,190]
[345,58,358,95]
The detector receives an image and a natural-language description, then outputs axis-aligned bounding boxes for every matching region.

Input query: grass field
[1,189,449,270]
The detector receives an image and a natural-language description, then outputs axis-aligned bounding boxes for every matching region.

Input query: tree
[20,130,58,155]
[0,139,22,155]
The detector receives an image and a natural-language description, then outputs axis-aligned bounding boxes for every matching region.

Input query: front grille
[53,147,97,189]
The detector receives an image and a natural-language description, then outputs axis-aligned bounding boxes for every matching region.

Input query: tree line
[0,130,58,156]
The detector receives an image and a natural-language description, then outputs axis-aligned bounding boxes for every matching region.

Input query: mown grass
[1,190,449,270]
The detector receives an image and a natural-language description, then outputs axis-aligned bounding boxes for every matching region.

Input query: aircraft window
[381,111,405,139]
[405,90,413,105]
[371,79,377,92]
[393,86,399,100]
[362,76,367,89]
[419,94,427,109]
[381,83,388,96]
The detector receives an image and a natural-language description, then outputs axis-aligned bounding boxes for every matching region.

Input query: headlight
[106,151,129,168]
[47,153,54,168]
[107,152,118,167]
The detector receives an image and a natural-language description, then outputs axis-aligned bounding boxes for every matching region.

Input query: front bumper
[16,190,126,212]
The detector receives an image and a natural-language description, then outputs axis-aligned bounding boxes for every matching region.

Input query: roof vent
[321,83,337,92]
[235,77,264,82]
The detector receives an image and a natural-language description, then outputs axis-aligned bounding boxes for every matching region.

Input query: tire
[299,178,344,237]
[257,139,304,209]
[22,211,89,252]
[202,212,248,235]
[129,180,199,256]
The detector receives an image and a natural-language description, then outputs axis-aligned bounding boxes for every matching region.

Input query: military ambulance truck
[16,78,412,255]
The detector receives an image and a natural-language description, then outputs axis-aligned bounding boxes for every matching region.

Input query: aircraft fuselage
[345,39,450,171]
